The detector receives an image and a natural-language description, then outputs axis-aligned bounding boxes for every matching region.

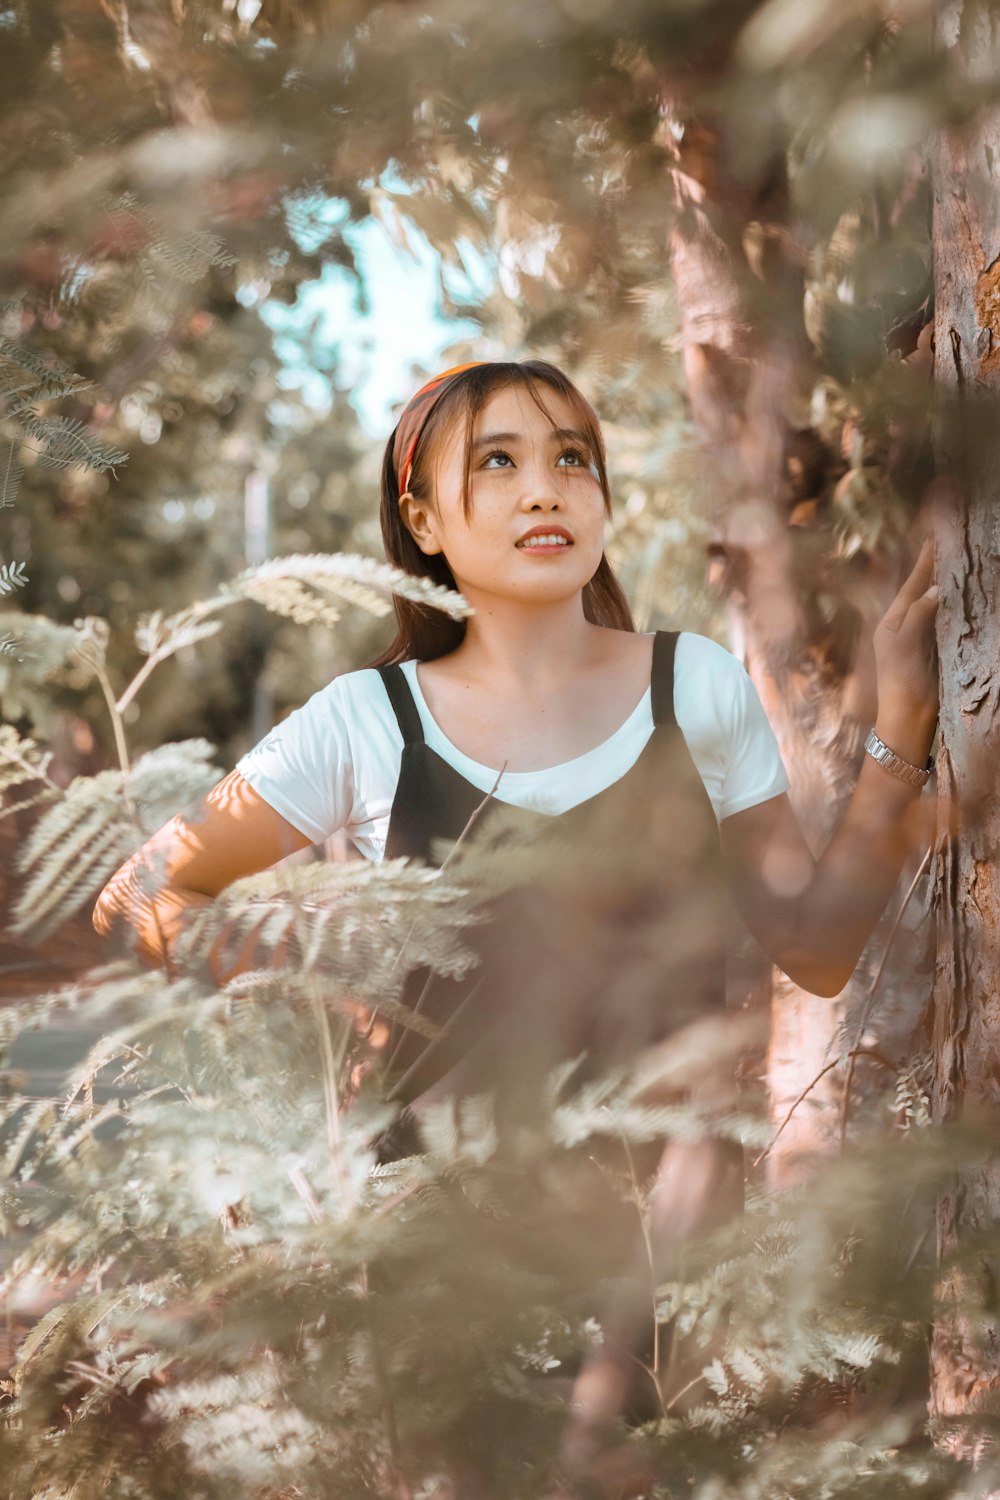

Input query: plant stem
[94,663,131,780]
[752,1047,896,1170]
[839,843,933,1146]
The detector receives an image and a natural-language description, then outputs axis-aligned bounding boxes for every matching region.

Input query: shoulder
[674,630,743,678]
[673,630,790,812]
[671,630,768,763]
[673,631,747,720]
[327,664,393,711]
[243,666,399,752]
[315,665,403,745]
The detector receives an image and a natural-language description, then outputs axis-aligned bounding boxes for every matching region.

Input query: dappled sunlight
[92,769,312,968]
[1,0,996,1494]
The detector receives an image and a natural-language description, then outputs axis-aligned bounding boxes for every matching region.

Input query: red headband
[392,360,491,496]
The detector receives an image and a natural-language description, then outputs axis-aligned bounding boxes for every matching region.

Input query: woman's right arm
[92,769,315,978]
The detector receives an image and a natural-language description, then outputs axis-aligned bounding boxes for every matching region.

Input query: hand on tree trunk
[872,535,940,757]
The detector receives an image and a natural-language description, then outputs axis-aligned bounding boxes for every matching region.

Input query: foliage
[1,0,998,1495]
[0,870,997,1496]
[0,577,992,1499]
[0,0,971,734]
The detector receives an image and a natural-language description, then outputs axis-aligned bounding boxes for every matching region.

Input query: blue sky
[261,193,496,438]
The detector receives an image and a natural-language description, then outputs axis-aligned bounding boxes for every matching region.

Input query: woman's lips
[515,533,574,553]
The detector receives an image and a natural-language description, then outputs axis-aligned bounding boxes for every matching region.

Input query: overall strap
[650,630,680,729]
[377,663,425,746]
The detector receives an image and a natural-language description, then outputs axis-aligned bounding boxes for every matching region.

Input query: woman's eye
[480,447,591,469]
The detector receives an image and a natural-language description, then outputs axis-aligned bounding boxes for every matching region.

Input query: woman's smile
[515,523,575,554]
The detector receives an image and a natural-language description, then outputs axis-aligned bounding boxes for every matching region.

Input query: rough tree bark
[927,0,1000,1457]
[658,76,935,1187]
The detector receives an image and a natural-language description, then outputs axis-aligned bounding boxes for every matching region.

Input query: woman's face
[401,382,607,608]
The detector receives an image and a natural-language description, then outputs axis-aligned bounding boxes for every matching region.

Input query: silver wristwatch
[864,728,935,789]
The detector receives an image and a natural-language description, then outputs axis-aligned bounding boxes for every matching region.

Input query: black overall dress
[372,631,739,1168]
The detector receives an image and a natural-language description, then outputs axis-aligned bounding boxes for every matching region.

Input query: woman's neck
[448,594,604,695]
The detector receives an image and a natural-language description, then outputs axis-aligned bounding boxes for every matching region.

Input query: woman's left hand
[872,535,940,733]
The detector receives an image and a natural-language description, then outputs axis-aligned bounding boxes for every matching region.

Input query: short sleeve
[720,657,791,820]
[233,678,356,844]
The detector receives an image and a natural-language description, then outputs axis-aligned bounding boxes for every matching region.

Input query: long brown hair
[367,359,635,666]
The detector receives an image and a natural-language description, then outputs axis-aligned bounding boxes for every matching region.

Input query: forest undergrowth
[0,573,996,1500]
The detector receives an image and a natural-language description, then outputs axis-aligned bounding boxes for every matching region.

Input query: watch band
[864,728,935,789]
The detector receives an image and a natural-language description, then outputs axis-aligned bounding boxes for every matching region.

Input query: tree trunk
[661,89,934,1187]
[927,0,1000,1456]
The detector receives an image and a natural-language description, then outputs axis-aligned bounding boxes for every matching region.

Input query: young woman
[93,357,939,1477]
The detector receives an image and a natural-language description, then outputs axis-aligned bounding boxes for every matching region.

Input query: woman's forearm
[93,784,314,984]
[786,706,938,996]
[93,858,214,972]
[94,858,273,985]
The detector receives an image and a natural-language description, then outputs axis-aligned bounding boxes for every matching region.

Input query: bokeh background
[2,1,999,1488]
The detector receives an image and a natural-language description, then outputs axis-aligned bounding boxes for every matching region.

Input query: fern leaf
[126,738,223,832]
[702,1357,729,1395]
[0,559,28,594]
[135,606,222,658]
[0,439,22,509]
[1,1097,58,1180]
[67,615,110,677]
[18,411,128,473]
[14,768,122,876]
[0,611,86,686]
[8,1299,76,1379]
[727,1345,769,1392]
[147,227,238,283]
[230,552,473,623]
[7,740,220,939]
[12,817,129,940]
[0,723,55,805]
[0,334,94,398]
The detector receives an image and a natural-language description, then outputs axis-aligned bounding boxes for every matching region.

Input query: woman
[93,357,939,1480]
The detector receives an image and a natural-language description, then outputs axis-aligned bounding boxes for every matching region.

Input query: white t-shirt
[234,632,790,862]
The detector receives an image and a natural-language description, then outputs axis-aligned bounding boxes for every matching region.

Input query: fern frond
[8,739,223,939]
[0,611,86,687]
[15,769,127,873]
[0,723,56,815]
[17,411,128,473]
[7,1298,76,1377]
[0,559,28,594]
[726,1345,769,1392]
[553,1092,766,1151]
[177,854,483,1002]
[11,814,130,941]
[124,556,468,690]
[890,1056,933,1131]
[146,227,238,283]
[228,969,444,1042]
[66,615,110,677]
[237,573,363,626]
[0,439,23,509]
[126,738,223,833]
[134,606,223,659]
[229,551,473,623]
[0,334,95,400]
[1,1097,59,1180]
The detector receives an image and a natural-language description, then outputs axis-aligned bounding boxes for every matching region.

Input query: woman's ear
[398,490,443,556]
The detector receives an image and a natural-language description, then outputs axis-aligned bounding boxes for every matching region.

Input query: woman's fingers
[879,536,936,634]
